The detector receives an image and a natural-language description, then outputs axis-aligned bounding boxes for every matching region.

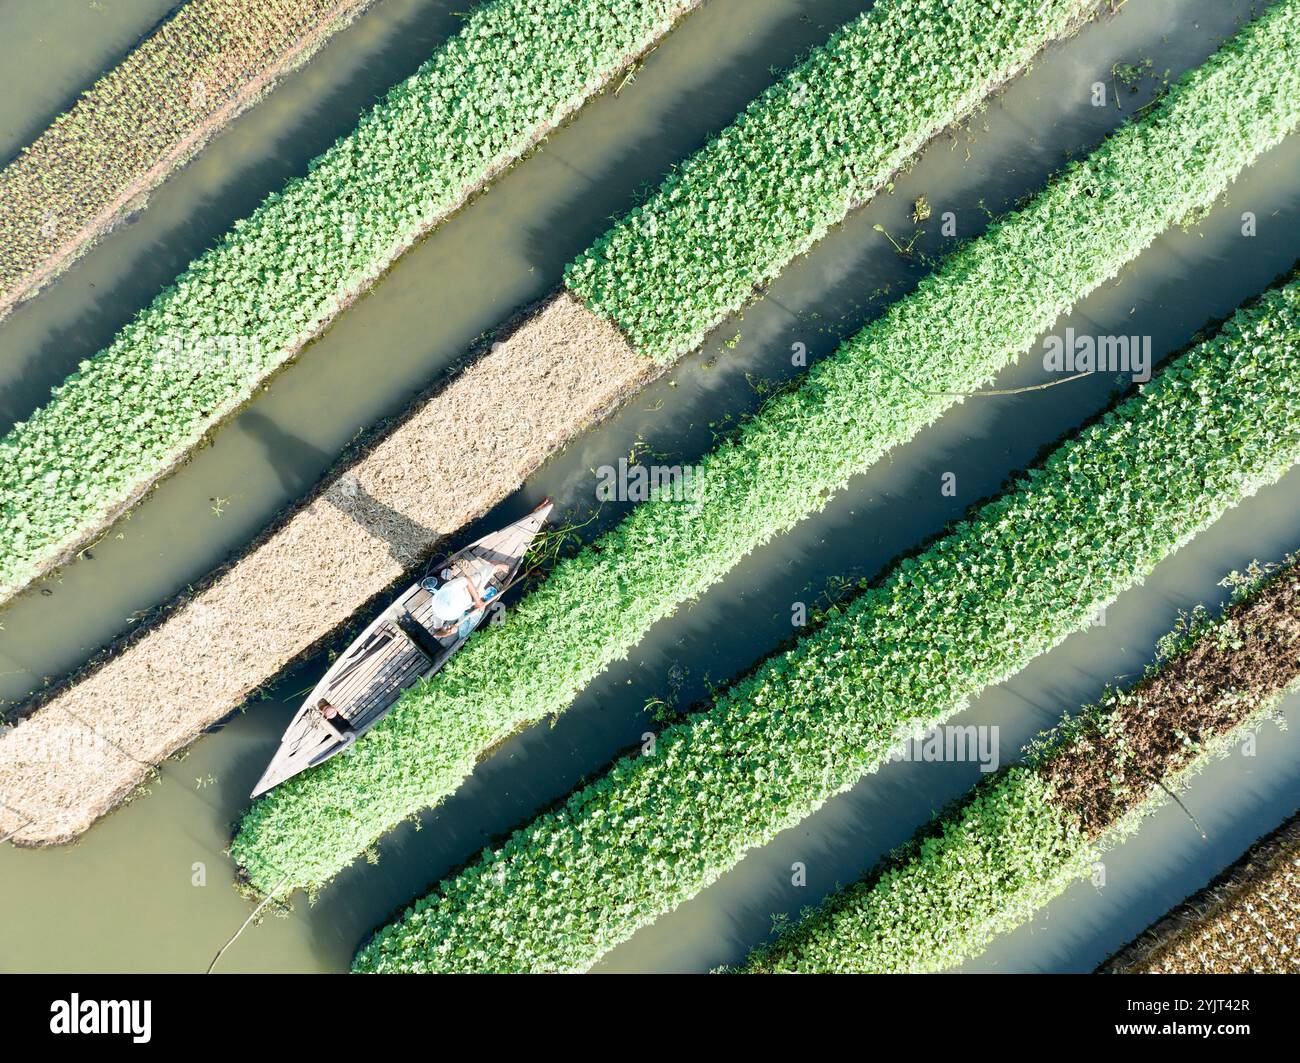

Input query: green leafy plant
[232,0,1300,898]
[350,277,1300,973]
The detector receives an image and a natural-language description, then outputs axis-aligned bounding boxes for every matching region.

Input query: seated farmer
[316,697,353,735]
[429,563,509,638]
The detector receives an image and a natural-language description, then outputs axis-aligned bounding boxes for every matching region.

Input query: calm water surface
[0,0,181,165]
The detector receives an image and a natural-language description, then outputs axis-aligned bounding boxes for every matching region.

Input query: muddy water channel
[0,0,180,166]
[2,0,1299,973]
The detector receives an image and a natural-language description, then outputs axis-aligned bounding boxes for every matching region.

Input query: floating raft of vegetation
[0,0,380,317]
[348,275,1300,973]
[565,0,1100,362]
[233,0,1300,899]
[0,0,701,605]
[742,552,1300,973]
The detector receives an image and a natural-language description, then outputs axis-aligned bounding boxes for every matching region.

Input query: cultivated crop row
[565,0,1100,361]
[231,0,1300,897]
[0,0,699,603]
[349,277,1300,973]
[743,548,1300,973]
[0,0,376,314]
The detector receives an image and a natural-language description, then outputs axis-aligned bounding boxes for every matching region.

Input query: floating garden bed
[348,275,1300,973]
[234,0,1300,898]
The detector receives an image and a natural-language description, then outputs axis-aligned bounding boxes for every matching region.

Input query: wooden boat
[249,499,553,798]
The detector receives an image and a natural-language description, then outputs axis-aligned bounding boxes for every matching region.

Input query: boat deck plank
[327,592,439,721]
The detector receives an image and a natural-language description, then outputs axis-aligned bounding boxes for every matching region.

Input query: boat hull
[249,500,552,797]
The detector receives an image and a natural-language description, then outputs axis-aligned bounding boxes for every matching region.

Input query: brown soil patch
[0,0,382,320]
[1101,812,1300,973]
[1043,567,1300,838]
[0,292,656,845]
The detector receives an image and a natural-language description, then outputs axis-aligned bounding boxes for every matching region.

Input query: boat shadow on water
[240,409,434,565]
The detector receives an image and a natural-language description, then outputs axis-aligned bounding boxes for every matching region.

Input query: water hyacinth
[233,0,1300,899]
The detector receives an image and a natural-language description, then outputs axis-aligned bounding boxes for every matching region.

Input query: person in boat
[316,697,353,735]
[429,563,509,638]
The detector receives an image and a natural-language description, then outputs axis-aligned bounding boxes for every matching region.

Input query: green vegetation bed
[0,0,698,603]
[565,0,1098,361]
[349,277,1300,972]
[232,0,1300,898]
[742,550,1300,973]
[0,0,378,316]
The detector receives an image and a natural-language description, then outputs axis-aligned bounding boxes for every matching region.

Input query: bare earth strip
[0,294,655,845]
[0,0,383,320]
[1101,813,1300,974]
